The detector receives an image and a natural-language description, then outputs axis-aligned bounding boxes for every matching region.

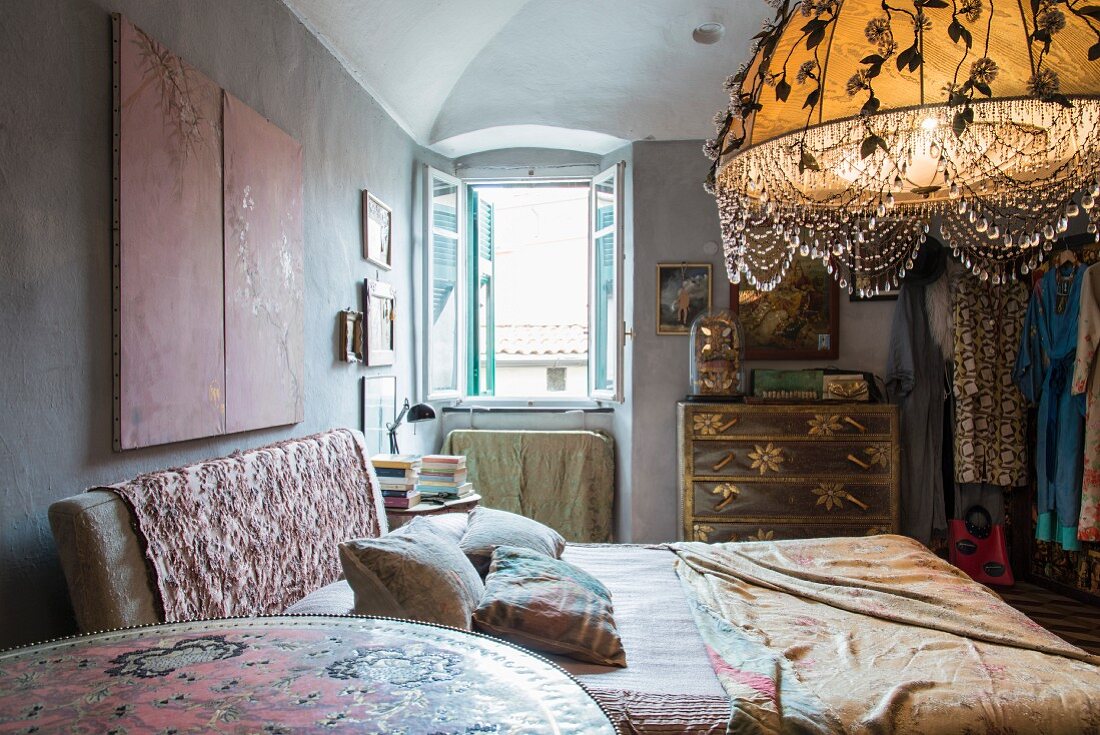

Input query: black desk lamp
[387,399,436,453]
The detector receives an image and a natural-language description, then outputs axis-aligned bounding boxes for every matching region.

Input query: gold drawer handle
[843,417,866,433]
[718,417,739,433]
[712,451,736,472]
[712,483,740,511]
[843,492,870,511]
[847,454,871,470]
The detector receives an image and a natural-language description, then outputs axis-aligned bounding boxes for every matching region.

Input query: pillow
[472,545,626,667]
[459,507,566,577]
[338,517,484,629]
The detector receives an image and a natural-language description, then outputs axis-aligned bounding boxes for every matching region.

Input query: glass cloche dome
[689,309,746,398]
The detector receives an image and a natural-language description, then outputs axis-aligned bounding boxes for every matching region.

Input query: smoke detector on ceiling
[692,22,725,44]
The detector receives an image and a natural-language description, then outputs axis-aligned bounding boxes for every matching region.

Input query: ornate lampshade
[706,0,1100,294]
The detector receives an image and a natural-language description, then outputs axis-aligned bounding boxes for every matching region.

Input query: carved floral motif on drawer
[678,403,900,542]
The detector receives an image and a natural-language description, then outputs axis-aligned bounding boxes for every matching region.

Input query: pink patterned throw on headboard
[101,429,385,621]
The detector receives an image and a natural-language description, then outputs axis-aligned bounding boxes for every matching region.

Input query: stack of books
[417,454,474,500]
[371,454,422,509]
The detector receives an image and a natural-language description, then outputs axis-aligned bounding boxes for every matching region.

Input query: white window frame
[589,162,626,403]
[422,166,465,402]
[422,166,626,405]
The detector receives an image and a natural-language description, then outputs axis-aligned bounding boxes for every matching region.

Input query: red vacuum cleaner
[948,505,1014,586]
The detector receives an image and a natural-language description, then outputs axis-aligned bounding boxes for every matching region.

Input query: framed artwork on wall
[113,14,304,450]
[364,279,396,366]
[657,263,711,335]
[363,191,392,269]
[338,309,364,362]
[730,256,839,360]
[361,375,396,457]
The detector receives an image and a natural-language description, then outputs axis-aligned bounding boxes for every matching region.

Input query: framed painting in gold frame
[730,256,839,360]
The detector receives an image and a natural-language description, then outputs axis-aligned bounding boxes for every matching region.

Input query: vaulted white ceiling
[282,0,768,157]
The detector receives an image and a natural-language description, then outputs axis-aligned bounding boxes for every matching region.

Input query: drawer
[692,480,894,521]
[685,406,893,440]
[691,440,894,478]
[688,521,894,543]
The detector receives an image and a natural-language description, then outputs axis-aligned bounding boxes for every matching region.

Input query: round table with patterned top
[0,615,618,734]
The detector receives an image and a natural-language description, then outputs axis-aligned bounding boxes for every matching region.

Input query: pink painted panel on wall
[117,17,226,449]
[222,93,304,433]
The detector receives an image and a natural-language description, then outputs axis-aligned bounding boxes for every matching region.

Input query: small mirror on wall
[363,191,392,270]
[339,309,364,362]
[364,279,396,366]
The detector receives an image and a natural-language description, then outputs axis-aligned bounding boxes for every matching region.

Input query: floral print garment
[1072,263,1100,542]
[670,536,1100,734]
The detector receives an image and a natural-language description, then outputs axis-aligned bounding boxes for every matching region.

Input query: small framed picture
[364,279,396,366]
[361,375,396,457]
[363,191,392,269]
[730,255,839,360]
[657,263,712,335]
[338,309,364,362]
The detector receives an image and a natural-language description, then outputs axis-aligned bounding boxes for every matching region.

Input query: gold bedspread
[671,535,1100,733]
[441,429,614,543]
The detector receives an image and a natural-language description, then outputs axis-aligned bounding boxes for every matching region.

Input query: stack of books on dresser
[417,454,473,500]
[371,454,422,509]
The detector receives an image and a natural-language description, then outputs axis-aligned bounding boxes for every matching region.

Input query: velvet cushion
[459,507,566,577]
[472,545,626,667]
[339,517,484,629]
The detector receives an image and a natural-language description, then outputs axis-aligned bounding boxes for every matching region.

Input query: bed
[48,431,1100,734]
[557,536,1100,734]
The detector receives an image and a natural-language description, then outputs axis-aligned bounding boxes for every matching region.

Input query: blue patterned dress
[1014,264,1087,550]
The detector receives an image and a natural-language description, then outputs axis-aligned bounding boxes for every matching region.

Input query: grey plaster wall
[628,140,896,543]
[0,0,448,648]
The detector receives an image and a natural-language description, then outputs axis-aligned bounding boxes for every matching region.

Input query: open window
[422,164,625,403]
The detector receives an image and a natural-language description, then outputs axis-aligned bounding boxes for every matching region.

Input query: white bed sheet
[555,544,725,697]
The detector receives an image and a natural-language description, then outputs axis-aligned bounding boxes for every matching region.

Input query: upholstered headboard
[49,429,386,632]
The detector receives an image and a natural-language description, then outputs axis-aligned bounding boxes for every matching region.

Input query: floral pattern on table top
[0,617,616,734]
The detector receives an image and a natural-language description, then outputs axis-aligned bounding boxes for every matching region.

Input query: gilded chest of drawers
[677,402,900,542]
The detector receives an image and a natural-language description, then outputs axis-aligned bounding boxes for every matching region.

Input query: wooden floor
[999,581,1100,655]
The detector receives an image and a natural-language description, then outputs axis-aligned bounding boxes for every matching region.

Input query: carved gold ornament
[711,483,740,511]
[693,524,714,542]
[807,414,843,436]
[814,482,848,511]
[693,413,723,436]
[746,528,775,541]
[748,443,785,475]
[813,482,871,512]
[864,446,890,468]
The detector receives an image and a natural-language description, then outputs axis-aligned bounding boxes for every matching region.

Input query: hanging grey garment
[887,283,948,544]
